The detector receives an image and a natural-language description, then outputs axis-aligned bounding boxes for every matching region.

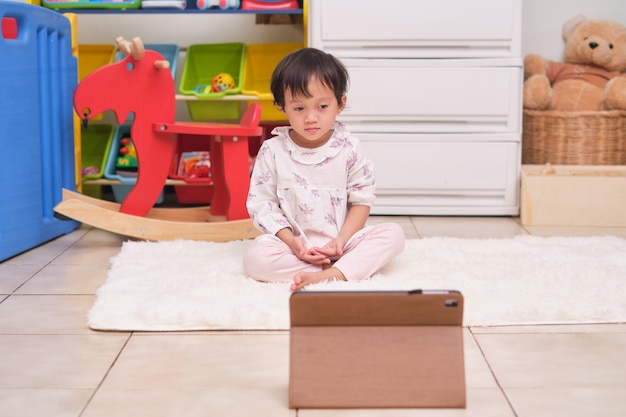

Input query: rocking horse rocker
[54,37,263,241]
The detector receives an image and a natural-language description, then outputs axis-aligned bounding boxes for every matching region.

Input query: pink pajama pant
[243,222,406,283]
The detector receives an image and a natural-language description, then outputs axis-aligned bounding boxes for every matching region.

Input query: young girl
[243,48,405,291]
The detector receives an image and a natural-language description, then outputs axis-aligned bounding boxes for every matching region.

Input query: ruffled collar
[271,122,352,165]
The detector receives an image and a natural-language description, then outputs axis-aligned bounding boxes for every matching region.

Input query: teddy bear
[523,15,626,111]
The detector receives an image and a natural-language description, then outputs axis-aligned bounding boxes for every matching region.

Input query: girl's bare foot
[290,267,346,292]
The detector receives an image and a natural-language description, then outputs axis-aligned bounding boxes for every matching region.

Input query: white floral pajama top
[246,122,376,246]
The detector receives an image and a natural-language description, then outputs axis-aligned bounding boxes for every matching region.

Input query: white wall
[523,0,626,61]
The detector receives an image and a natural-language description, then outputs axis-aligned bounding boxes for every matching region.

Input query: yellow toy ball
[211,73,236,92]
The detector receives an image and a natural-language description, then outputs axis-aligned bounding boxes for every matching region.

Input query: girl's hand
[309,237,345,261]
[291,236,331,266]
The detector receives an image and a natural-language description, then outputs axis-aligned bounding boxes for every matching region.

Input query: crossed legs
[243,222,406,290]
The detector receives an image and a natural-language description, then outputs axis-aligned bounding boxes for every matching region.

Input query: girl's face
[282,77,346,148]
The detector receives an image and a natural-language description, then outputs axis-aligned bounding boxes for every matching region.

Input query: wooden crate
[521,164,626,227]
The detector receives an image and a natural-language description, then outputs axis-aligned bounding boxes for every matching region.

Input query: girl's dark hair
[270,47,349,110]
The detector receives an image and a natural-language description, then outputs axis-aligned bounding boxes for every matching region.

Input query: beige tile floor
[1,214,626,417]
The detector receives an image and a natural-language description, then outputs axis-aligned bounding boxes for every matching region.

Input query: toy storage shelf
[175,94,258,101]
[66,4,304,205]
[54,9,302,14]
[87,178,210,186]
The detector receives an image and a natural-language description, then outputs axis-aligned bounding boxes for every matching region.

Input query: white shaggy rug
[88,236,626,331]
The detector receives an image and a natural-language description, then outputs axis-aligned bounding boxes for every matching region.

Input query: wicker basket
[523,109,626,165]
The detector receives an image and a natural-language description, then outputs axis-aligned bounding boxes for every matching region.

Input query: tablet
[289,290,466,409]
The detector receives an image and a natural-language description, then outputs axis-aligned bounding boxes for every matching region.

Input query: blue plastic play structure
[0,2,79,261]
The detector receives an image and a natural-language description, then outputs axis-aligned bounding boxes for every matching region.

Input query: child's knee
[243,244,267,279]
[243,240,291,281]
[380,222,406,253]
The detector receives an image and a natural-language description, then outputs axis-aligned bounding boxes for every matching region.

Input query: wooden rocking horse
[54,37,263,241]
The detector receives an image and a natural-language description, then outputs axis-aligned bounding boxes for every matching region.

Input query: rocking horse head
[74,37,176,126]
[74,37,179,218]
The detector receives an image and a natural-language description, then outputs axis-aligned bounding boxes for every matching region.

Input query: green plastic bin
[80,124,114,198]
[179,43,246,120]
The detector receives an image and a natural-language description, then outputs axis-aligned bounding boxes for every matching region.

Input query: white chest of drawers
[308,0,523,215]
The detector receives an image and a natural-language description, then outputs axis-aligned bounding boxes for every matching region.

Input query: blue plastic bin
[104,125,165,205]
[0,3,79,261]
